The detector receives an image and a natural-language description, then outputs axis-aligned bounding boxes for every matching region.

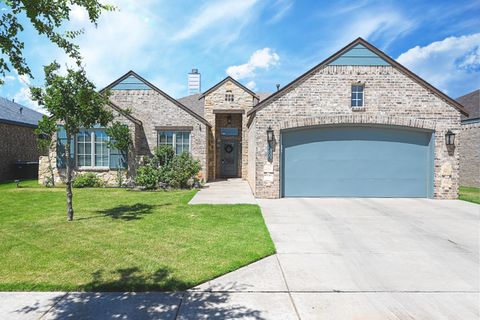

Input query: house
[0,97,43,181]
[39,38,468,199]
[457,89,479,188]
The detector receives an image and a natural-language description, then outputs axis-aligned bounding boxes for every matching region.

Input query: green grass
[459,186,480,204]
[0,180,275,291]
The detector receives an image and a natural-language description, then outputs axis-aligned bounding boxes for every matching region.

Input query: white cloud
[246,80,256,90]
[173,0,258,41]
[267,0,293,24]
[226,48,280,80]
[397,33,480,95]
[56,0,160,88]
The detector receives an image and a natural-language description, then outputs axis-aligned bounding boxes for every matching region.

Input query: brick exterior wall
[0,122,39,181]
[203,79,256,180]
[459,122,480,187]
[249,65,462,199]
[109,90,208,181]
[39,89,209,185]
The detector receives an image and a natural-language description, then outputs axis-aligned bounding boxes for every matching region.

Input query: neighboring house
[0,97,43,181]
[457,89,479,188]
[40,38,468,199]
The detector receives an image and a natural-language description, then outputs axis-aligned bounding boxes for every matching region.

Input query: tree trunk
[47,141,55,187]
[65,134,74,221]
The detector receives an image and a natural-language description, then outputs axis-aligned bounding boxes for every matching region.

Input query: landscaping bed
[0,180,275,291]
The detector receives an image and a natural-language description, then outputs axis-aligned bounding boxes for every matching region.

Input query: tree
[0,1,114,84]
[34,115,56,186]
[30,62,113,221]
[106,121,132,187]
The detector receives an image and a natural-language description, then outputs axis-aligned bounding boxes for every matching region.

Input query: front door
[220,140,238,178]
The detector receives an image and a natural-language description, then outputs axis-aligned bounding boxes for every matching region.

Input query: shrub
[162,152,201,188]
[152,145,175,167]
[73,172,102,188]
[135,164,159,190]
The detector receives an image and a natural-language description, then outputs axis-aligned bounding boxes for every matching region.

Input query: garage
[281,125,434,198]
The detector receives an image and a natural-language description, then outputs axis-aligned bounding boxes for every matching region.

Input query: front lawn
[0,180,275,291]
[459,186,480,204]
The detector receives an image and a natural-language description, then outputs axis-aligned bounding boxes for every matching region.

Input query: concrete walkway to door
[188,178,257,204]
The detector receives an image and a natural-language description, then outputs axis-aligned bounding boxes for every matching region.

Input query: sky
[0,0,479,114]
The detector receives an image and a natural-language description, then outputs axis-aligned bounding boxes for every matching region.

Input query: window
[76,129,109,168]
[225,90,234,102]
[351,84,364,108]
[220,128,239,136]
[158,131,191,154]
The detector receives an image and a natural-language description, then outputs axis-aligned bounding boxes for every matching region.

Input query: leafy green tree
[34,115,56,186]
[106,121,132,187]
[30,62,113,221]
[0,0,114,84]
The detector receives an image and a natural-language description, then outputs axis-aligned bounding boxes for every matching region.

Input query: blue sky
[1,0,479,113]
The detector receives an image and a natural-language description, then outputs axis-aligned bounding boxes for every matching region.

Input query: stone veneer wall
[109,90,209,181]
[0,122,39,181]
[38,110,138,186]
[247,117,257,193]
[250,65,461,199]
[459,122,480,187]
[203,80,256,180]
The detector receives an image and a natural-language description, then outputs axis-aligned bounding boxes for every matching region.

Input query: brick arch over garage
[278,115,437,132]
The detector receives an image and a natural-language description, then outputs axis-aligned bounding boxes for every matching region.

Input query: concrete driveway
[2,198,479,319]
[258,198,480,319]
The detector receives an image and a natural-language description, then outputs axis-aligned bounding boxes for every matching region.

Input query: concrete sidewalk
[189,178,257,204]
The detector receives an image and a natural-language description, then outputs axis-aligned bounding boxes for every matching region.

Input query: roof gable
[101,71,211,127]
[110,74,152,90]
[328,43,390,66]
[248,37,468,117]
[200,76,258,99]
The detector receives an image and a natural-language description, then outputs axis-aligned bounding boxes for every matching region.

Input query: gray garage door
[281,125,434,197]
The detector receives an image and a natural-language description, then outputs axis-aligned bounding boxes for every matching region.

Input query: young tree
[34,115,57,186]
[106,121,132,187]
[0,1,114,84]
[30,62,113,221]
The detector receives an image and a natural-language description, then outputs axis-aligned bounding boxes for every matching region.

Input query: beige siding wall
[251,65,461,199]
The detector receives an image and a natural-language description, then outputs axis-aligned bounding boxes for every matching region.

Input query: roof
[456,89,479,121]
[101,70,211,127]
[247,37,469,118]
[200,76,258,99]
[177,93,204,117]
[255,92,273,103]
[0,97,43,128]
[178,91,273,117]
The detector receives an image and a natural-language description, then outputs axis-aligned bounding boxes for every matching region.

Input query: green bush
[135,151,201,190]
[135,164,159,189]
[73,172,102,188]
[162,152,201,188]
[152,145,175,167]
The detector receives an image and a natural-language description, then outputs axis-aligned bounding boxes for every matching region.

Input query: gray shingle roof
[456,89,479,121]
[177,93,204,117]
[177,91,273,117]
[0,97,43,127]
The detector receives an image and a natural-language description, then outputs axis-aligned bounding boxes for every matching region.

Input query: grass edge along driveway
[0,180,275,291]
[459,186,480,204]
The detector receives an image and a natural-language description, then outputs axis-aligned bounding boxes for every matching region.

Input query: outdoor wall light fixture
[445,130,455,146]
[267,126,274,144]
[227,114,232,125]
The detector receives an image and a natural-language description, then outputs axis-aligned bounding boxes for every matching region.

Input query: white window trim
[76,129,110,170]
[157,131,192,154]
[351,84,365,109]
